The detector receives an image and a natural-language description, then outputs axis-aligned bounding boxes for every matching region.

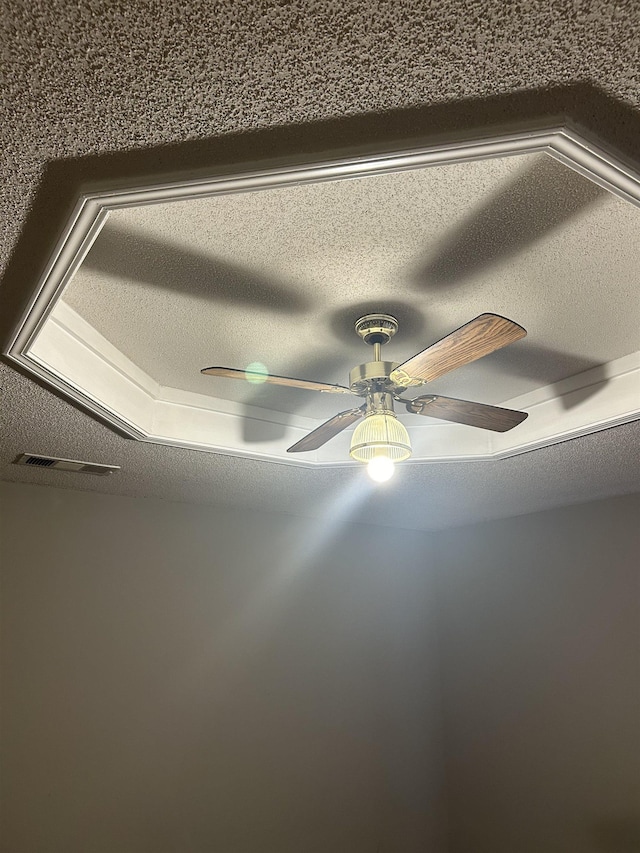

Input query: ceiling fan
[202,313,528,481]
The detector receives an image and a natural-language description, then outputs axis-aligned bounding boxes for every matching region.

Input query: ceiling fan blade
[201,366,352,395]
[390,313,526,387]
[406,395,528,432]
[287,407,365,453]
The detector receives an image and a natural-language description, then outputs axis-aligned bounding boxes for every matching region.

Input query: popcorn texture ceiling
[61,151,638,416]
[1,0,640,529]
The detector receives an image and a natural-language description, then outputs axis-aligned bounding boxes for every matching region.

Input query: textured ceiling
[2,0,640,529]
[62,151,639,419]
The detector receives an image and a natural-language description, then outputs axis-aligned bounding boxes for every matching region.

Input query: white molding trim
[23,300,640,467]
[5,122,640,466]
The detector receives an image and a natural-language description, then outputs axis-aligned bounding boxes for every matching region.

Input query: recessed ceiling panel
[6,126,640,466]
[62,150,639,415]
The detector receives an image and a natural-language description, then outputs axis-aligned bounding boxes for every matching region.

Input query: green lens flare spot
[245,362,268,384]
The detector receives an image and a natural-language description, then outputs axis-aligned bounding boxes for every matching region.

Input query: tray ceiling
[61,150,638,412]
[6,126,640,468]
[3,130,640,464]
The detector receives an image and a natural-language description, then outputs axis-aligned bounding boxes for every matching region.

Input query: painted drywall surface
[3,484,638,853]
[0,481,445,853]
[434,494,640,853]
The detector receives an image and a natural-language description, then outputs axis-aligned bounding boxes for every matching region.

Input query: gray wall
[435,494,640,853]
[0,481,444,853]
[1,483,639,852]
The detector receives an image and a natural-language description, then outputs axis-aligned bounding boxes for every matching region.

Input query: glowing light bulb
[367,456,395,483]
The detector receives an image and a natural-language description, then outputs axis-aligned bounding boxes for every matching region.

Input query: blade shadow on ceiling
[413,156,609,289]
[241,353,351,443]
[82,223,311,314]
[3,83,639,353]
[490,342,609,409]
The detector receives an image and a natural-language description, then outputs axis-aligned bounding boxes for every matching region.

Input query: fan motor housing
[349,361,402,395]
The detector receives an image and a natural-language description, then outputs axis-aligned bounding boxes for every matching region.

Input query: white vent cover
[14,453,120,476]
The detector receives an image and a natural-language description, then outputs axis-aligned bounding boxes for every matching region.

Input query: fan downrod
[349,314,403,396]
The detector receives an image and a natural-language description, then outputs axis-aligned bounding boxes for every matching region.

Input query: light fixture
[350,405,412,481]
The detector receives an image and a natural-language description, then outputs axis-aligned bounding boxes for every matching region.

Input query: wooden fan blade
[201,366,352,395]
[407,395,528,432]
[287,407,365,453]
[390,313,526,387]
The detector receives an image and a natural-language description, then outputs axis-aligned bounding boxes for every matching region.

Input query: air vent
[24,456,56,467]
[14,454,120,476]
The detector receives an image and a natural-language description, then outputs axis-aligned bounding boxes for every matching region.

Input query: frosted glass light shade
[350,411,412,462]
